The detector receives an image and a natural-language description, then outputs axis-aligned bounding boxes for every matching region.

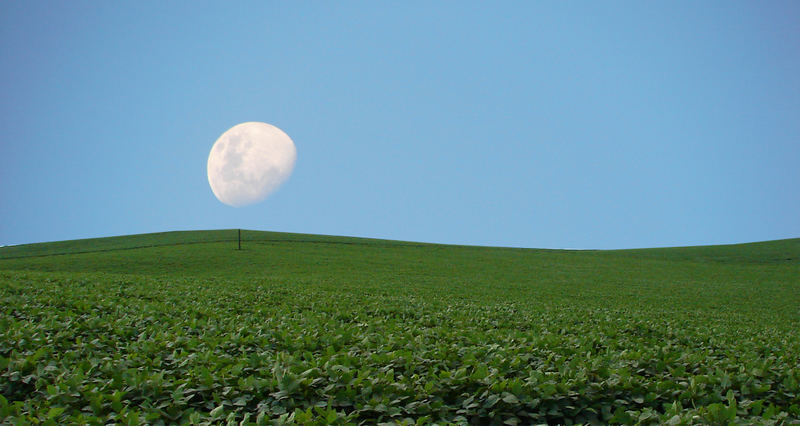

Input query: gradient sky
[1,2,798,249]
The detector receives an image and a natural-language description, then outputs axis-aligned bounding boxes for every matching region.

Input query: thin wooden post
[238,229,241,250]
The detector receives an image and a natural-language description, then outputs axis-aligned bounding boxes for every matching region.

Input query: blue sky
[1,2,798,249]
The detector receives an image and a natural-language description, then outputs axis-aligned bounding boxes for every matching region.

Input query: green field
[1,230,799,425]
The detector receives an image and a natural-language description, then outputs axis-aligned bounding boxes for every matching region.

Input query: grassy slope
[2,230,798,319]
[1,230,799,423]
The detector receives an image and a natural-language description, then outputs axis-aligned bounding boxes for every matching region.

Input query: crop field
[1,230,799,424]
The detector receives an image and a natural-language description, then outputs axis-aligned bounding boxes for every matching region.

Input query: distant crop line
[0,238,426,260]
[250,239,429,249]
[0,240,228,260]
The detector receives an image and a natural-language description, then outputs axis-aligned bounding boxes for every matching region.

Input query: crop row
[1,271,799,424]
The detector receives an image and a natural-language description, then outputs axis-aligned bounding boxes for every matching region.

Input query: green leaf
[256,411,267,426]
[501,393,519,404]
[225,412,237,426]
[471,364,489,380]
[239,412,251,426]
[47,406,66,419]
[210,404,225,418]
[415,416,432,425]
[127,412,140,426]
[484,394,500,408]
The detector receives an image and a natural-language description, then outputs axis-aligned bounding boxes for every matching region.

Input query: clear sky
[1,2,798,249]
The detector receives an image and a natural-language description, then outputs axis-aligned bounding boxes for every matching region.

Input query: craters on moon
[207,122,297,207]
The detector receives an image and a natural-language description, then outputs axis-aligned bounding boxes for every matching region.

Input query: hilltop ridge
[1,229,798,261]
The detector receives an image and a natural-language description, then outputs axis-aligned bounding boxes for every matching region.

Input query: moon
[207,122,297,207]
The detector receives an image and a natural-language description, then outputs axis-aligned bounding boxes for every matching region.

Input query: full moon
[207,122,297,207]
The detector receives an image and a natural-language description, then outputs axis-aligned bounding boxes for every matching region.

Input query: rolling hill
[1,230,798,424]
